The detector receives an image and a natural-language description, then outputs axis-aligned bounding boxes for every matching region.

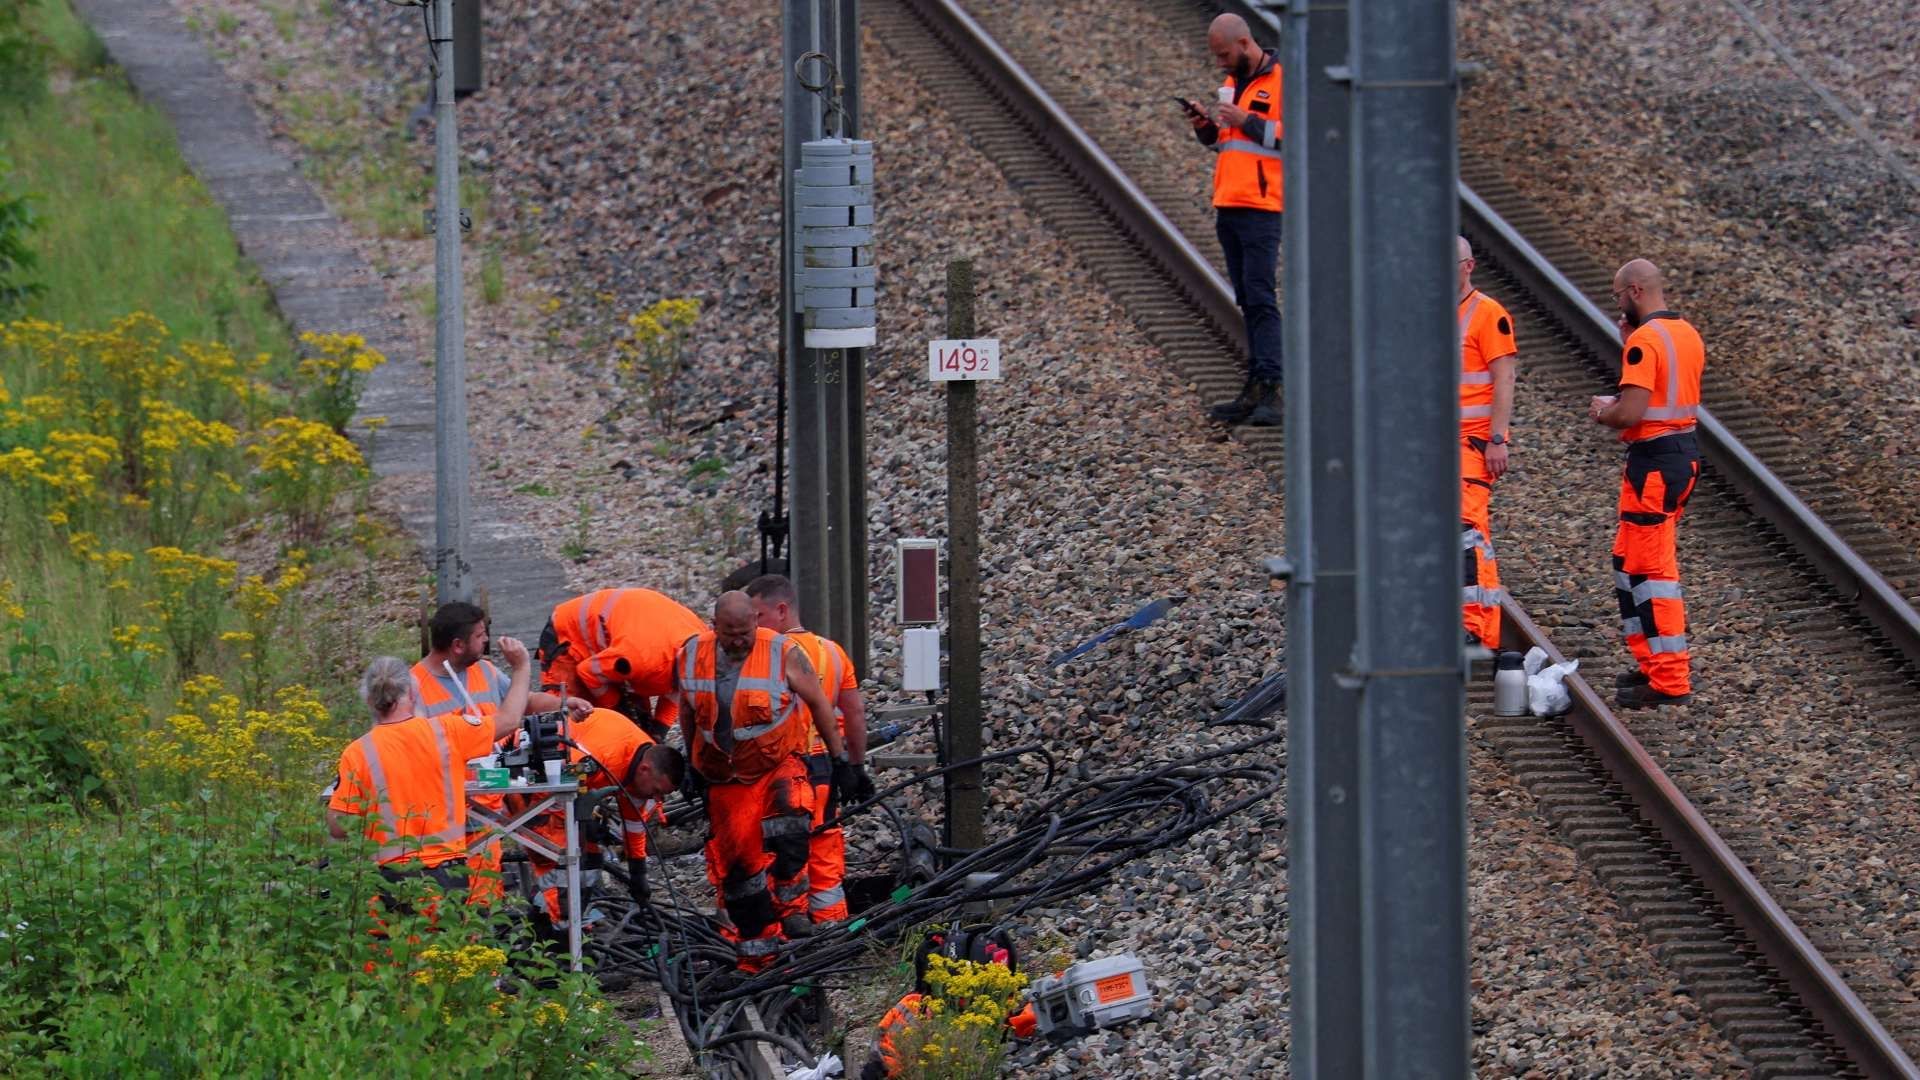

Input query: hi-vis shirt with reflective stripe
[1458,289,1516,431]
[785,630,854,756]
[551,588,707,694]
[410,659,507,720]
[1619,314,1704,444]
[678,628,810,783]
[344,718,468,866]
[1209,55,1284,212]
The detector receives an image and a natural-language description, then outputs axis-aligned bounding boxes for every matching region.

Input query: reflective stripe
[1621,617,1643,638]
[1641,320,1699,422]
[1460,528,1495,560]
[621,817,648,836]
[1631,580,1684,605]
[724,870,769,900]
[1614,570,1634,592]
[414,696,470,718]
[586,656,606,681]
[1461,586,1505,606]
[762,814,812,839]
[1647,634,1689,654]
[1215,140,1285,162]
[358,721,465,863]
[1457,292,1483,351]
[1460,371,1493,385]
[809,885,847,911]
[774,877,810,902]
[1460,404,1493,419]
[736,935,784,956]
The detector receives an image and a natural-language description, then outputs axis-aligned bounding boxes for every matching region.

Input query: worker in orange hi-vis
[409,601,588,905]
[743,573,873,928]
[327,638,534,909]
[518,707,685,940]
[1589,258,1704,709]
[675,591,848,971]
[537,588,707,739]
[1456,236,1519,653]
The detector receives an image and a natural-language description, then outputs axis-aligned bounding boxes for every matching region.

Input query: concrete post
[430,0,471,604]
[943,258,983,852]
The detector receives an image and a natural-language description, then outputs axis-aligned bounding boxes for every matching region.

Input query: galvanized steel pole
[1281,0,1363,1075]
[431,0,472,604]
[1349,0,1469,1071]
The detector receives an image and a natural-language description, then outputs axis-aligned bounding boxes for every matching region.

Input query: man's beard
[1235,53,1258,80]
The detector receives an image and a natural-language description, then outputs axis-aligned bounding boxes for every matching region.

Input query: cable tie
[890,884,912,904]
[845,917,867,934]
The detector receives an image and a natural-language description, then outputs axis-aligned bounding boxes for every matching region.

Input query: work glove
[626,860,650,908]
[830,756,867,819]
[848,761,876,804]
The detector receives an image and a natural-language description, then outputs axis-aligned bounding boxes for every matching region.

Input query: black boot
[1208,378,1258,423]
[1246,381,1282,427]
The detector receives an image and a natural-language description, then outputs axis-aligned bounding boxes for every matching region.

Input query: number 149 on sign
[927,338,1001,382]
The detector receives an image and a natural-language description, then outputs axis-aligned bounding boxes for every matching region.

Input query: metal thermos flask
[1493,651,1528,716]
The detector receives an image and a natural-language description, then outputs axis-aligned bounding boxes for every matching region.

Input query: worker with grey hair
[327,636,534,896]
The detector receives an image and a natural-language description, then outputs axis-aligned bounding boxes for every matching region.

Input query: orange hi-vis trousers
[1613,432,1701,696]
[804,753,848,924]
[705,755,814,970]
[1460,435,1504,649]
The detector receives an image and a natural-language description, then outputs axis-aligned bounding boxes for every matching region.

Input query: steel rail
[902,0,1920,1073]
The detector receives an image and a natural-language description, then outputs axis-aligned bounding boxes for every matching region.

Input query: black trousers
[1215,207,1284,383]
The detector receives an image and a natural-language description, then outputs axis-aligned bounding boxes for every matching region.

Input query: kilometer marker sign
[928,338,1001,382]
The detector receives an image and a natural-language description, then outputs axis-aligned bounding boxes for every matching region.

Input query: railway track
[872,0,1920,1074]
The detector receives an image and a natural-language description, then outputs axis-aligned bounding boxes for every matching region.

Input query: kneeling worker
[538,587,706,738]
[675,590,850,969]
[327,637,534,896]
[521,707,685,936]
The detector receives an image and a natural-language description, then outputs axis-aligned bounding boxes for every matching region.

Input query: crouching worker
[675,591,848,970]
[327,637,534,912]
[520,706,685,941]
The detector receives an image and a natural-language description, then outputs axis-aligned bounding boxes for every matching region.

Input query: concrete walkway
[71,0,565,641]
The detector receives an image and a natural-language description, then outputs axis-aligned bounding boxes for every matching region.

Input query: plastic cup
[1217,86,1234,105]
[543,759,562,785]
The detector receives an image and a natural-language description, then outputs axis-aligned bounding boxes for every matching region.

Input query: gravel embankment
[178,0,1750,1073]
[1457,0,1920,550]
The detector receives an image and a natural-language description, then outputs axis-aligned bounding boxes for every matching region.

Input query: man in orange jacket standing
[1589,258,1705,709]
[744,573,874,928]
[537,587,707,738]
[1456,237,1519,651]
[1188,12,1284,427]
[675,590,848,969]
[327,637,534,895]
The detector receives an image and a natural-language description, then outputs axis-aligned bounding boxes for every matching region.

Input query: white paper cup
[1217,86,1234,104]
[543,759,563,784]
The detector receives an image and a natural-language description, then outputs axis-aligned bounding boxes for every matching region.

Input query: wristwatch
[1489,433,1508,446]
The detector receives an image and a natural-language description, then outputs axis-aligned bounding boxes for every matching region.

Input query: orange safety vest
[552,588,707,695]
[1211,54,1284,212]
[409,658,508,721]
[677,628,811,784]
[785,629,855,756]
[331,716,483,867]
[1458,289,1517,438]
[1619,313,1704,444]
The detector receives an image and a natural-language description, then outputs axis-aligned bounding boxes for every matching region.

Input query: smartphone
[1171,96,1204,118]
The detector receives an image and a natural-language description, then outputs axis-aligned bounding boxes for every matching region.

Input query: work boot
[781,913,816,940]
[1614,669,1650,691]
[1208,379,1259,423]
[1246,381,1282,427]
[1615,683,1690,710]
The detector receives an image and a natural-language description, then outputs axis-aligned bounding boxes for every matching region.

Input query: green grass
[3,0,292,361]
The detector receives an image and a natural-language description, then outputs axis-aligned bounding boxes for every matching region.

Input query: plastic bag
[786,1052,844,1080]
[1523,646,1579,717]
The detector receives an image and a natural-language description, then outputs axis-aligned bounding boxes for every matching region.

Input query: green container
[475,768,510,789]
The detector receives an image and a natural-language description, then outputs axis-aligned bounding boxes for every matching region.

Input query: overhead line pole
[430,0,471,605]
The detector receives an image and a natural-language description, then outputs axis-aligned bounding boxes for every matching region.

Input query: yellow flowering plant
[294,331,386,433]
[894,954,1031,1080]
[231,554,308,707]
[248,416,366,540]
[138,676,333,799]
[613,296,700,425]
[143,546,236,673]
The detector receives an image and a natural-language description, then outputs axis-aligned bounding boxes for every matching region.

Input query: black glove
[627,859,650,907]
[849,762,876,804]
[830,756,867,817]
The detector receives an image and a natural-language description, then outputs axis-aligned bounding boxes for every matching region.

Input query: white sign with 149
[927,338,1001,382]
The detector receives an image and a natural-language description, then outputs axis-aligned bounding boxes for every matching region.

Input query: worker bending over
[411,601,587,904]
[675,591,849,969]
[538,587,706,738]
[1456,237,1519,651]
[1589,258,1704,709]
[745,574,875,927]
[1189,12,1284,428]
[327,637,534,900]
[519,707,684,938]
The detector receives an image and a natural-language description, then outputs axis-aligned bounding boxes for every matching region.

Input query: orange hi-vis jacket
[1618,313,1704,444]
[1209,53,1284,212]
[563,708,661,862]
[784,629,856,756]
[551,588,707,698]
[410,657,509,721]
[1458,289,1517,439]
[677,628,812,785]
[329,713,497,867]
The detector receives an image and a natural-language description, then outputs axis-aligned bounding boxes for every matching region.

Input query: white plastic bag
[786,1052,844,1080]
[1522,646,1579,717]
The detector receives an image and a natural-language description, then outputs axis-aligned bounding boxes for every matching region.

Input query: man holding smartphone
[1184,12,1284,427]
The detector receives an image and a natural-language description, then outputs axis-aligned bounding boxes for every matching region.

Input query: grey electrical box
[795,138,876,349]
[1030,954,1154,1036]
[453,0,482,98]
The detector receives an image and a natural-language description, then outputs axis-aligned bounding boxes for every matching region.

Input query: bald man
[1187,13,1285,427]
[1588,260,1705,708]
[674,591,846,967]
[1457,237,1518,651]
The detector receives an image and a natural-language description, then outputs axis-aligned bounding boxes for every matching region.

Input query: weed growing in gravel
[616,297,701,427]
[295,329,386,432]
[481,247,506,305]
[891,954,1030,1080]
